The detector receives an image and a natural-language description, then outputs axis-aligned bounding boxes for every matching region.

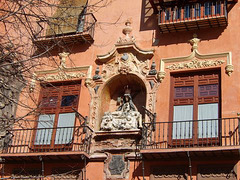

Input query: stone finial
[59,52,69,69]
[122,19,132,39]
[117,19,135,44]
[148,61,157,75]
[93,67,101,80]
[189,34,200,51]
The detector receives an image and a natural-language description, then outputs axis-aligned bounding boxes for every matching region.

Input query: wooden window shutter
[46,0,88,36]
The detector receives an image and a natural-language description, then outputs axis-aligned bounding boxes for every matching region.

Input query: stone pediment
[86,20,159,140]
[97,50,153,80]
[95,20,154,81]
[96,19,154,64]
[96,42,154,64]
[157,34,233,82]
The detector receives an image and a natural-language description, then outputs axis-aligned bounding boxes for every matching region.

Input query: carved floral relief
[37,71,86,81]
[166,59,225,71]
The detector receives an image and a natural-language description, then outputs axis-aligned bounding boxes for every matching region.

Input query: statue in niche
[100,87,142,131]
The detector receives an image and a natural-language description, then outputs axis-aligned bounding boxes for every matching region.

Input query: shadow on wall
[33,41,91,59]
[140,0,228,46]
[131,161,148,180]
[154,27,227,46]
[140,0,159,32]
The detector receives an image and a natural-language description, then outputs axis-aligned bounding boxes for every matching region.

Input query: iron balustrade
[2,126,92,154]
[158,0,227,33]
[34,13,96,39]
[142,117,240,149]
[159,1,227,23]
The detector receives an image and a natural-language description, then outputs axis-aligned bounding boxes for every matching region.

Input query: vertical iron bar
[142,154,145,180]
[162,122,164,149]
[238,118,240,145]
[219,118,222,146]
[229,118,232,145]
[233,118,235,145]
[187,151,192,180]
[84,156,87,180]
[224,117,226,146]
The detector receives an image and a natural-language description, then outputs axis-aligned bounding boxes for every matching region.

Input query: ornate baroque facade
[1,0,240,179]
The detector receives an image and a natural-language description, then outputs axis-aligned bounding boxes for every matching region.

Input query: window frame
[169,70,221,146]
[32,81,81,150]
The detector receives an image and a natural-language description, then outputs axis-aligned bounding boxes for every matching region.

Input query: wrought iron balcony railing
[158,0,227,33]
[33,13,96,45]
[142,117,240,149]
[2,125,92,155]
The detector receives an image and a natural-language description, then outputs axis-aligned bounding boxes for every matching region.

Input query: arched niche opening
[97,74,147,130]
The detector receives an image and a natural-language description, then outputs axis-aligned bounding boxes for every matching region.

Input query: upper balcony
[149,0,237,33]
[141,117,240,159]
[33,13,96,46]
[1,125,92,163]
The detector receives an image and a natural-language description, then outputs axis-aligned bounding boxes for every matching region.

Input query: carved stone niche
[99,74,147,129]
[90,21,157,153]
[93,42,155,132]
[92,74,145,152]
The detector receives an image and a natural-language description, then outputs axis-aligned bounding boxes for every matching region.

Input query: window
[46,0,88,36]
[170,71,220,143]
[204,2,212,16]
[184,5,192,19]
[165,8,171,21]
[194,3,201,18]
[214,1,221,15]
[34,83,81,147]
[174,6,181,20]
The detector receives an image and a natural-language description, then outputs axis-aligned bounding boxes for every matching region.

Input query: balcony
[33,13,96,46]
[154,1,229,33]
[141,117,240,159]
[1,126,92,163]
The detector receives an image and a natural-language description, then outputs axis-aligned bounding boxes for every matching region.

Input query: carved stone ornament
[157,71,166,83]
[166,58,225,70]
[96,20,154,81]
[225,64,234,76]
[159,34,233,83]
[104,153,129,180]
[99,52,151,79]
[90,20,157,132]
[189,33,200,51]
[109,155,125,175]
[59,51,69,69]
[37,71,86,81]
[116,19,136,45]
[100,88,142,131]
